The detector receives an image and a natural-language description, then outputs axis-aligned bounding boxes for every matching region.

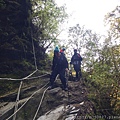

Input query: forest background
[0,0,119,117]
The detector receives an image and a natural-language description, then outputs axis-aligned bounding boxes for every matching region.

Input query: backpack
[72,53,81,65]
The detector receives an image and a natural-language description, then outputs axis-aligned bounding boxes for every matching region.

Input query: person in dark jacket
[70,49,82,81]
[49,46,69,91]
[60,48,66,55]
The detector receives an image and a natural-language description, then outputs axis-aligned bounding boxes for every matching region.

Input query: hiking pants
[74,64,82,79]
[50,69,67,88]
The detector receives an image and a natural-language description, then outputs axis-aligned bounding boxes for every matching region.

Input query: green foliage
[0,0,35,76]
[104,6,120,40]
[68,24,85,52]
[0,80,20,96]
[68,18,120,116]
[31,0,68,51]
[84,9,120,115]
[86,43,120,116]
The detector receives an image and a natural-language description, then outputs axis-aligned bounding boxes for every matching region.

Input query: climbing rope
[0,71,51,81]
[13,80,23,120]
[31,29,37,70]
[33,87,49,120]
[12,69,38,120]
[66,70,70,106]
[0,69,38,81]
[6,82,49,120]
[1,72,50,120]
[63,70,70,113]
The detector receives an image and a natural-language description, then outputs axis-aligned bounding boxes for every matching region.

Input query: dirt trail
[43,79,96,120]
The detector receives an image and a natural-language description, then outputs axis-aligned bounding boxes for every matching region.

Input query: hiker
[60,48,66,55]
[70,49,82,81]
[49,46,69,91]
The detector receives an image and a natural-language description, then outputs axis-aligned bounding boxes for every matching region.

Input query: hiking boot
[63,87,68,91]
[75,78,79,82]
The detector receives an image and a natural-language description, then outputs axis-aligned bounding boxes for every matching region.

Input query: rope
[66,70,70,107]
[23,73,50,80]
[2,71,50,120]
[23,69,38,79]
[33,87,49,120]
[0,69,38,81]
[2,72,49,120]
[0,70,50,81]
[13,81,23,120]
[12,69,38,120]
[31,30,37,70]
[63,70,70,113]
[6,82,49,120]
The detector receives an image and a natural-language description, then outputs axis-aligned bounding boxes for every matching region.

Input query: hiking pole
[65,69,70,107]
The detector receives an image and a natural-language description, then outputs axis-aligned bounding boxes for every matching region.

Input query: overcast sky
[55,0,120,39]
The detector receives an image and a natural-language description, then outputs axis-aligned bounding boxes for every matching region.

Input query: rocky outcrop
[0,79,96,120]
[37,80,95,120]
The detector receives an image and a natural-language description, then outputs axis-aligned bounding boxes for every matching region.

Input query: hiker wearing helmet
[70,49,82,81]
[49,46,69,91]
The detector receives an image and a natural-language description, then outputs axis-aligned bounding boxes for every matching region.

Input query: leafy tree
[104,7,120,115]
[0,0,68,77]
[81,30,101,71]
[67,19,120,116]
[87,20,120,116]
[68,24,101,70]
[83,6,120,116]
[105,6,120,40]
[68,24,85,52]
[31,0,67,53]
[89,42,120,116]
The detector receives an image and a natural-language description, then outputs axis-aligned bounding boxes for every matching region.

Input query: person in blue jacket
[70,49,82,81]
[49,46,69,91]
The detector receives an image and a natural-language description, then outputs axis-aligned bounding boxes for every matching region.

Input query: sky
[55,0,120,39]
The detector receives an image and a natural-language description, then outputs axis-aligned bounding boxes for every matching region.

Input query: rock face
[0,79,95,120]
[37,80,95,120]
[37,103,85,120]
[37,105,64,120]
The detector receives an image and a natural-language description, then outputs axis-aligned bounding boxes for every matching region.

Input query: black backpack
[72,53,81,65]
